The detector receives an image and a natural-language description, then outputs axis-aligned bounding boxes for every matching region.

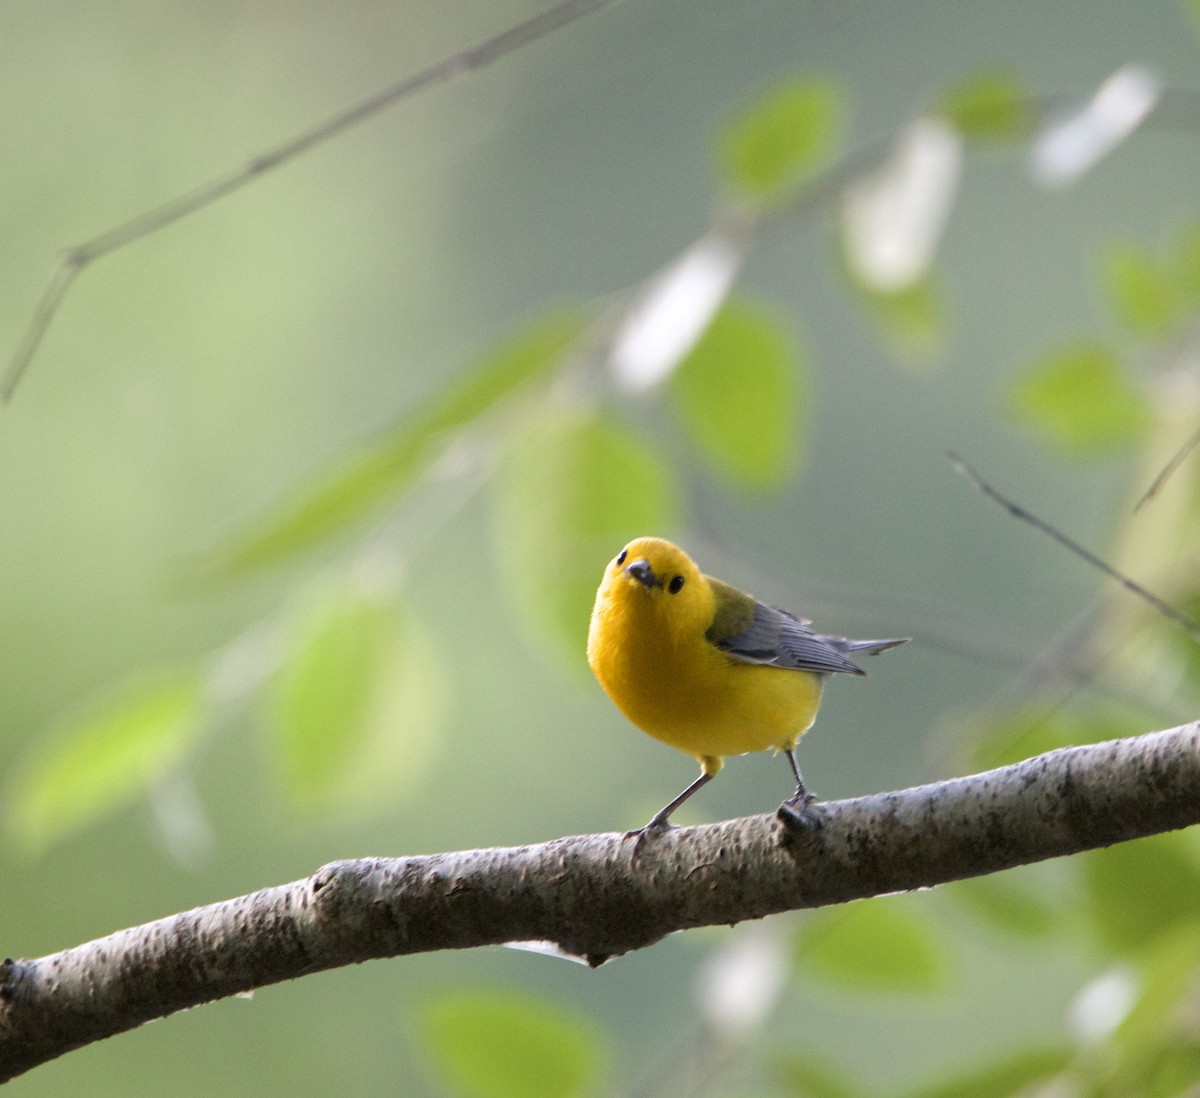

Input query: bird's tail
[815,635,909,674]
[835,636,909,657]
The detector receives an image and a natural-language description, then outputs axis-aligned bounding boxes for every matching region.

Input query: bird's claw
[777,792,822,837]
[625,817,674,860]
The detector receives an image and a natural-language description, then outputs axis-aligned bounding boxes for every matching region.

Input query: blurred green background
[4,1,1200,1095]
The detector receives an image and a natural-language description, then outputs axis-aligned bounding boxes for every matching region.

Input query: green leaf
[719,79,840,198]
[200,310,590,580]
[493,411,680,662]
[940,72,1030,137]
[1105,928,1200,1092]
[1173,589,1200,683]
[903,1047,1071,1098]
[1082,832,1200,955]
[949,874,1059,938]
[856,276,946,364]
[421,989,606,1098]
[965,700,1148,771]
[774,1052,865,1098]
[1009,342,1149,454]
[669,300,801,488]
[267,588,444,814]
[1143,1042,1200,1098]
[6,672,205,853]
[795,897,945,992]
[969,711,1072,770]
[1172,221,1200,304]
[1184,0,1200,40]
[1102,242,1180,336]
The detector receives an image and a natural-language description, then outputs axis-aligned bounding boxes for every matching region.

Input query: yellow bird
[587,536,907,833]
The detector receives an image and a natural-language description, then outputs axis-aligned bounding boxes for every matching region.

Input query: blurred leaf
[267,588,444,814]
[1030,66,1161,190]
[1009,342,1149,454]
[1143,1041,1200,1098]
[796,897,946,992]
[493,411,680,662]
[841,119,961,294]
[1069,964,1140,1046]
[967,700,1148,771]
[1184,0,1200,40]
[1106,928,1200,1092]
[940,72,1030,137]
[949,874,1059,937]
[670,299,801,488]
[856,276,946,363]
[696,923,789,1040]
[903,1047,1071,1098]
[1102,242,1179,336]
[200,310,590,580]
[1172,221,1200,304]
[1173,589,1200,683]
[6,672,205,853]
[969,710,1072,770]
[421,989,606,1098]
[774,1052,864,1098]
[719,79,840,198]
[610,234,745,392]
[1082,832,1200,955]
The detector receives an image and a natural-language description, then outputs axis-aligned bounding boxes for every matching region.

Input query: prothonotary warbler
[587,536,908,834]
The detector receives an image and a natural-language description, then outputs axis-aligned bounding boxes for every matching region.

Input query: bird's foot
[624,815,674,860]
[777,791,822,837]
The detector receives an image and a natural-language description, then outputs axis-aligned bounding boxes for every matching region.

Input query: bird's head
[598,536,713,636]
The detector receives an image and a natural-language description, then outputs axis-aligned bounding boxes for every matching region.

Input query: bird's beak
[624,558,661,589]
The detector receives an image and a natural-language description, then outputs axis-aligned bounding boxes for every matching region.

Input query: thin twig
[949,450,1200,645]
[1,0,619,403]
[1133,422,1200,513]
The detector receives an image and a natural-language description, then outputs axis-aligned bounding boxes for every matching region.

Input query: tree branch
[3,721,1199,1082]
[1,0,620,402]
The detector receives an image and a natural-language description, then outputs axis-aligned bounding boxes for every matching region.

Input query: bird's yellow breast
[587,554,824,768]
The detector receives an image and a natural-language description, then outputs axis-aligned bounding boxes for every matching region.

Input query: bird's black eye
[616,548,627,566]
[668,575,685,594]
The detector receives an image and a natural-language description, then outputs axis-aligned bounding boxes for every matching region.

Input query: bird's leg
[627,757,725,858]
[777,748,820,834]
[782,748,811,806]
[633,771,714,836]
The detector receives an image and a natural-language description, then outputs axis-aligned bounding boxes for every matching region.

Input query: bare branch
[2,721,1199,1082]
[949,451,1200,644]
[1134,422,1200,513]
[1,0,619,402]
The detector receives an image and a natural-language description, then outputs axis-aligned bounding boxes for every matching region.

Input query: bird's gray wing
[707,596,865,675]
